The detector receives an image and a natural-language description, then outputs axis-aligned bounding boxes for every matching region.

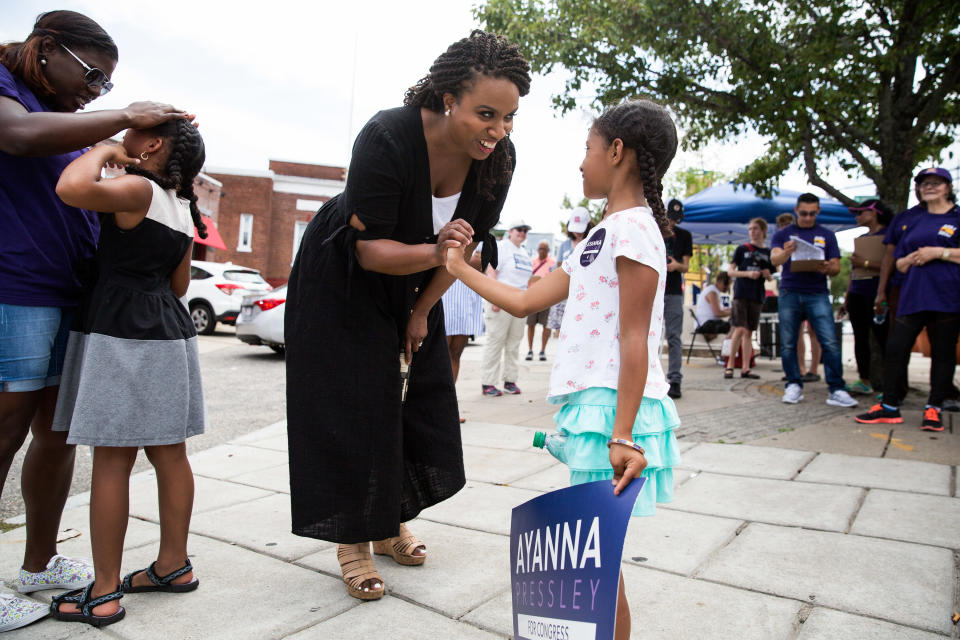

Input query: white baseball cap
[567,207,589,233]
[508,219,531,231]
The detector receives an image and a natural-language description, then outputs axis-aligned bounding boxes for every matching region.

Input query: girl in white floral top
[446,99,682,640]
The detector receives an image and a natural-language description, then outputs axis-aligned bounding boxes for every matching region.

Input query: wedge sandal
[122,559,198,593]
[337,543,384,600]
[50,583,125,627]
[372,523,426,566]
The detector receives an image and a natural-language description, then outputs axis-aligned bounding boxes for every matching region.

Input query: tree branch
[819,120,883,184]
[802,123,856,206]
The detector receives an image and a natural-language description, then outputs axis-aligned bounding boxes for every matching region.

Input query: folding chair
[686,308,720,363]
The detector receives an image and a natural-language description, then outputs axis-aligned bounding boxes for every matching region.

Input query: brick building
[205,160,347,286]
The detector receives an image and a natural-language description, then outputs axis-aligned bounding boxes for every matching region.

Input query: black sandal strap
[80,584,123,617]
[147,559,193,585]
[51,586,86,605]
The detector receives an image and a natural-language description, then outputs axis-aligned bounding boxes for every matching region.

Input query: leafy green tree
[665,167,728,199]
[478,0,960,211]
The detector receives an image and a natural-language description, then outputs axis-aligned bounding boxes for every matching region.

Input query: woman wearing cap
[856,168,960,432]
[0,10,188,630]
[838,199,893,395]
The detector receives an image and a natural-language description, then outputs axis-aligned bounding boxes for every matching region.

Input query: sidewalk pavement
[2,340,958,639]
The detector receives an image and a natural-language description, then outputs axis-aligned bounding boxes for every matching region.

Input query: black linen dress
[285,106,512,543]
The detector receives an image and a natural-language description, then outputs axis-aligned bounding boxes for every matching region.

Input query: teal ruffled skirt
[549,387,682,516]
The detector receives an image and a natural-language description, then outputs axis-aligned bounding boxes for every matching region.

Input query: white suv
[184,261,272,335]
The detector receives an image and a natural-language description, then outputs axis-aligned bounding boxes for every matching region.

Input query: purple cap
[914,167,952,183]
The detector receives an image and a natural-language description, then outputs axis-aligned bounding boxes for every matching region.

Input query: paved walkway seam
[790,451,819,480]
[843,488,870,534]
[688,521,750,579]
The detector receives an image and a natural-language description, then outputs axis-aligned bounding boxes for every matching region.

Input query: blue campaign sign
[510,478,645,640]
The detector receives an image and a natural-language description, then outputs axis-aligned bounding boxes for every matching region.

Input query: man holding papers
[771,193,858,407]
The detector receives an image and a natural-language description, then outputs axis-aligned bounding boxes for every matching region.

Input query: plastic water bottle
[533,431,568,464]
[873,302,888,325]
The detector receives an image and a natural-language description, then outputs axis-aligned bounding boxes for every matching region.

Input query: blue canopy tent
[680,182,858,245]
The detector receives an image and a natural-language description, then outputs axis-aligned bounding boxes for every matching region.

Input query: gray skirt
[52,331,206,447]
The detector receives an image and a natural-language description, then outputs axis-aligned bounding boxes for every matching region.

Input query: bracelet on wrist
[607,438,645,455]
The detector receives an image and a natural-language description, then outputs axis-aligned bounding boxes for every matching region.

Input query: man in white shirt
[480,220,532,396]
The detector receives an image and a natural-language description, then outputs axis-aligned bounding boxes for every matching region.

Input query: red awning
[194,215,226,250]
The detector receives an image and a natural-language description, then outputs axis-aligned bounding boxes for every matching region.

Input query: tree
[665,167,728,199]
[478,0,960,211]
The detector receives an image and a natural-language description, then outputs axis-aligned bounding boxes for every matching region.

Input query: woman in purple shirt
[0,10,188,630]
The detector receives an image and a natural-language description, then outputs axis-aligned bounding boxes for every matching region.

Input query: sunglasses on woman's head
[60,44,113,96]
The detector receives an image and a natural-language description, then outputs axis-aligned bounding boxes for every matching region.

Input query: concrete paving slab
[127,473,271,519]
[232,420,287,444]
[460,588,513,638]
[620,563,801,640]
[699,523,955,634]
[459,421,542,451]
[229,463,290,494]
[298,519,509,619]
[672,472,863,531]
[105,534,357,640]
[622,508,744,576]
[884,427,960,467]
[677,443,815,480]
[419,481,541,536]
[187,443,289,481]
[797,606,946,639]
[510,462,570,493]
[850,489,960,550]
[679,441,701,453]
[288,594,504,639]
[4,614,102,640]
[796,453,952,496]
[746,420,890,457]
[239,434,289,452]
[190,493,332,562]
[463,444,556,484]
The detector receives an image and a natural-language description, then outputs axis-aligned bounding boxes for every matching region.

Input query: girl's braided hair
[592,100,678,238]
[126,119,208,239]
[0,10,118,103]
[404,30,530,200]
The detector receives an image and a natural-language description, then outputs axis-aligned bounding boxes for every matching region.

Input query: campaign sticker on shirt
[813,236,826,248]
[939,224,956,238]
[580,228,606,267]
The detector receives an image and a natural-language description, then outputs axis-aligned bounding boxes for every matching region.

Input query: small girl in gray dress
[50,119,206,627]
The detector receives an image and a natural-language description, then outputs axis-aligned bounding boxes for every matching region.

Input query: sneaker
[782,383,803,404]
[0,587,48,632]
[525,350,534,361]
[539,351,547,362]
[801,372,821,383]
[855,404,903,424]
[921,406,943,432]
[826,389,858,408]
[846,380,873,395]
[667,382,682,399]
[481,384,502,397]
[503,381,521,395]
[16,555,94,594]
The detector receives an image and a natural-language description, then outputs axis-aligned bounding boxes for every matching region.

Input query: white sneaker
[826,389,859,407]
[0,584,48,632]
[16,555,94,593]
[782,383,804,404]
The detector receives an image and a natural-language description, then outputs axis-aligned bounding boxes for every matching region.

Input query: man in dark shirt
[663,199,693,398]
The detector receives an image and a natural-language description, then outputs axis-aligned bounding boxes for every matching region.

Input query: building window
[292,220,309,265]
[238,213,253,252]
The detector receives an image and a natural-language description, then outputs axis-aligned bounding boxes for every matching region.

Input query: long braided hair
[126,119,208,239]
[0,10,117,104]
[592,100,678,238]
[404,30,530,200]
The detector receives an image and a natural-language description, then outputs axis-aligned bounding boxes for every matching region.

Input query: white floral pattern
[0,585,48,632]
[549,207,668,401]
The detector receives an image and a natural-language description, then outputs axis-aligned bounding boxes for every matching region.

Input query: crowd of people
[1,8,956,639]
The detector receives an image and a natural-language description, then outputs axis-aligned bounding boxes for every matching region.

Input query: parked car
[184,261,272,335]
[236,286,286,353]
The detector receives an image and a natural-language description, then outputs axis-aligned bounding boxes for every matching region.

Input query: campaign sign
[510,478,644,640]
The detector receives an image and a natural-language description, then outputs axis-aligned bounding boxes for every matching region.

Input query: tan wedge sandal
[337,543,384,600]
[372,523,426,566]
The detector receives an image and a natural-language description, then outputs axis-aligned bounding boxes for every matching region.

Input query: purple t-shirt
[893,206,960,316]
[771,223,840,295]
[0,63,99,307]
[847,227,886,299]
[883,206,925,288]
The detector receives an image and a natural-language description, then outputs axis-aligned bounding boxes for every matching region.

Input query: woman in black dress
[285,31,530,600]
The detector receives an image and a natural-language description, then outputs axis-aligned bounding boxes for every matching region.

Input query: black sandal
[50,583,125,627]
[122,559,199,593]
[741,370,761,379]
[723,369,734,379]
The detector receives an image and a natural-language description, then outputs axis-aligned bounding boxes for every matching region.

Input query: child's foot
[122,559,198,593]
[53,581,121,618]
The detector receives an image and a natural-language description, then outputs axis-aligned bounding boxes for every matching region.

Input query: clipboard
[852,235,885,279]
[789,259,825,272]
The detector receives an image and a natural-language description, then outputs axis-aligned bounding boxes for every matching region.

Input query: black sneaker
[855,404,902,424]
[921,407,943,432]
[668,382,682,399]
[524,351,533,361]
[539,351,547,361]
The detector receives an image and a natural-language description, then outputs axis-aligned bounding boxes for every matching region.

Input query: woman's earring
[140,152,149,160]
[40,58,47,66]
[444,108,451,117]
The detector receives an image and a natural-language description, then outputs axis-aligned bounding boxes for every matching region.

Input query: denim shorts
[0,303,73,392]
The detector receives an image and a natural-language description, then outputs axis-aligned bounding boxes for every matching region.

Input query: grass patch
[778,427,795,433]
[0,520,24,534]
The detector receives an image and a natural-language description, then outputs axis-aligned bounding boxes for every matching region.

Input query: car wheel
[190,302,216,335]
[269,344,285,355]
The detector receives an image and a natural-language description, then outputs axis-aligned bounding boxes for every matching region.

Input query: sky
[5,0,954,249]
